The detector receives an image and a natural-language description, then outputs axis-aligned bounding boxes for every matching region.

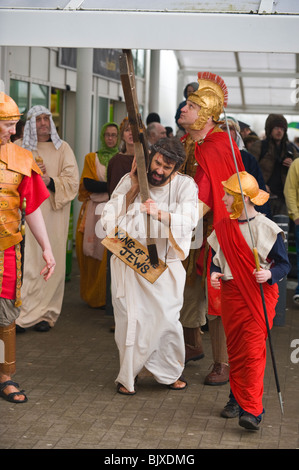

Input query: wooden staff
[119,49,158,266]
[20,197,26,283]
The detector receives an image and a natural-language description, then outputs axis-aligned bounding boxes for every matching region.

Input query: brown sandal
[0,380,28,403]
[168,375,187,390]
[117,383,136,395]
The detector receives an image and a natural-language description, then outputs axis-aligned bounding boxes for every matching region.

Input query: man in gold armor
[178,72,245,385]
[0,93,55,403]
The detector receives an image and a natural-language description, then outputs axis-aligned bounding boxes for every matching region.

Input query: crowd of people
[0,72,298,432]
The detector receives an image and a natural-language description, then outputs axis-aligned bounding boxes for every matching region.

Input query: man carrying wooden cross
[101,137,199,395]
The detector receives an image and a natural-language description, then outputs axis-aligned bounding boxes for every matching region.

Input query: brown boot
[183,327,204,364]
[204,316,229,385]
[204,362,229,386]
[185,343,205,364]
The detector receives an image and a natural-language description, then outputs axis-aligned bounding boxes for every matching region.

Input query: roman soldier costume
[0,93,47,377]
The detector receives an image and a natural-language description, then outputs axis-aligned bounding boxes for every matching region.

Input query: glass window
[98,97,109,147]
[132,49,145,78]
[31,83,49,108]
[9,79,29,114]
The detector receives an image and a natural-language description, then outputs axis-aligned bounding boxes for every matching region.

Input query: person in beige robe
[15,105,79,332]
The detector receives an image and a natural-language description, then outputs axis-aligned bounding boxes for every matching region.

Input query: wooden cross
[119,49,159,266]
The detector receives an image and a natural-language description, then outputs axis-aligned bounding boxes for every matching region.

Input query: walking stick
[20,197,26,284]
[223,110,284,415]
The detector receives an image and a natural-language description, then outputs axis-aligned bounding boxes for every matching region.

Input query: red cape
[214,217,278,416]
[214,217,278,334]
[194,128,244,225]
[193,128,245,315]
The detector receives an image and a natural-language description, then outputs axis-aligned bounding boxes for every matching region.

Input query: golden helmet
[0,92,21,121]
[188,72,228,131]
[222,171,269,206]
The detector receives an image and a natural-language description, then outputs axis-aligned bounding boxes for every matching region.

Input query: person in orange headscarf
[76,122,119,308]
[0,93,55,403]
[208,172,290,430]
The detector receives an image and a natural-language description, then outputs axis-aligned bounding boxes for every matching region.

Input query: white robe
[101,172,199,392]
[16,140,79,328]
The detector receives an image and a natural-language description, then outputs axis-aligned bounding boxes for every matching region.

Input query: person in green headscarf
[97,122,120,172]
[76,122,120,308]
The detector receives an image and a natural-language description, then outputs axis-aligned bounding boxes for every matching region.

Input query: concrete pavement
[0,258,298,450]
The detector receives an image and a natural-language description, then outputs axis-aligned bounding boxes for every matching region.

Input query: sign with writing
[59,48,121,81]
[102,226,167,284]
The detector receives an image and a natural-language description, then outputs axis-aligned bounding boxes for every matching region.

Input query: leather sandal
[168,375,188,390]
[0,380,28,403]
[116,383,136,395]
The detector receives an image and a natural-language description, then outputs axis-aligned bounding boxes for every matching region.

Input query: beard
[37,125,51,138]
[147,169,169,186]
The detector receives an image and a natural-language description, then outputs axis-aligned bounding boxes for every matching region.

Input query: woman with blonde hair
[107,117,135,196]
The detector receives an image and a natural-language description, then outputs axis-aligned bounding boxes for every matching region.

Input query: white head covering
[221,116,245,150]
[22,105,62,151]
[235,130,245,150]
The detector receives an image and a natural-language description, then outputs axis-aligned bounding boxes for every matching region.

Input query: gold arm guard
[0,322,16,375]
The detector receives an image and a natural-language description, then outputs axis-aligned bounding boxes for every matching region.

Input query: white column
[74,48,93,228]
[0,47,9,93]
[75,48,93,175]
[148,50,160,116]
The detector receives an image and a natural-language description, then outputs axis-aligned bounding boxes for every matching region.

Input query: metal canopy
[175,50,299,115]
[0,1,299,115]
[0,0,298,13]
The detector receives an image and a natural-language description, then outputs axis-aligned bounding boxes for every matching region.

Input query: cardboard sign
[102,226,167,283]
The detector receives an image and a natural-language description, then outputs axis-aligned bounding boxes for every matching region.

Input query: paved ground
[0,257,298,451]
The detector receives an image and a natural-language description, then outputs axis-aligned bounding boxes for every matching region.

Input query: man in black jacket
[250,114,298,216]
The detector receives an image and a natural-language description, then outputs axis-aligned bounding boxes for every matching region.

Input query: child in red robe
[208,171,290,430]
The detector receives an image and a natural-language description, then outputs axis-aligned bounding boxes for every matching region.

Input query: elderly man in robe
[15,105,79,333]
[146,122,167,147]
[101,137,199,395]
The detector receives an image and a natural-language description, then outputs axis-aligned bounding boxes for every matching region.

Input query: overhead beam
[178,70,299,79]
[0,11,298,53]
[227,104,299,114]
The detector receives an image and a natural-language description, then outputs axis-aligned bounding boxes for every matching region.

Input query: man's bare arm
[200,200,211,217]
[125,157,140,210]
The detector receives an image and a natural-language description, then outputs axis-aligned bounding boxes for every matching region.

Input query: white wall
[2,46,146,149]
